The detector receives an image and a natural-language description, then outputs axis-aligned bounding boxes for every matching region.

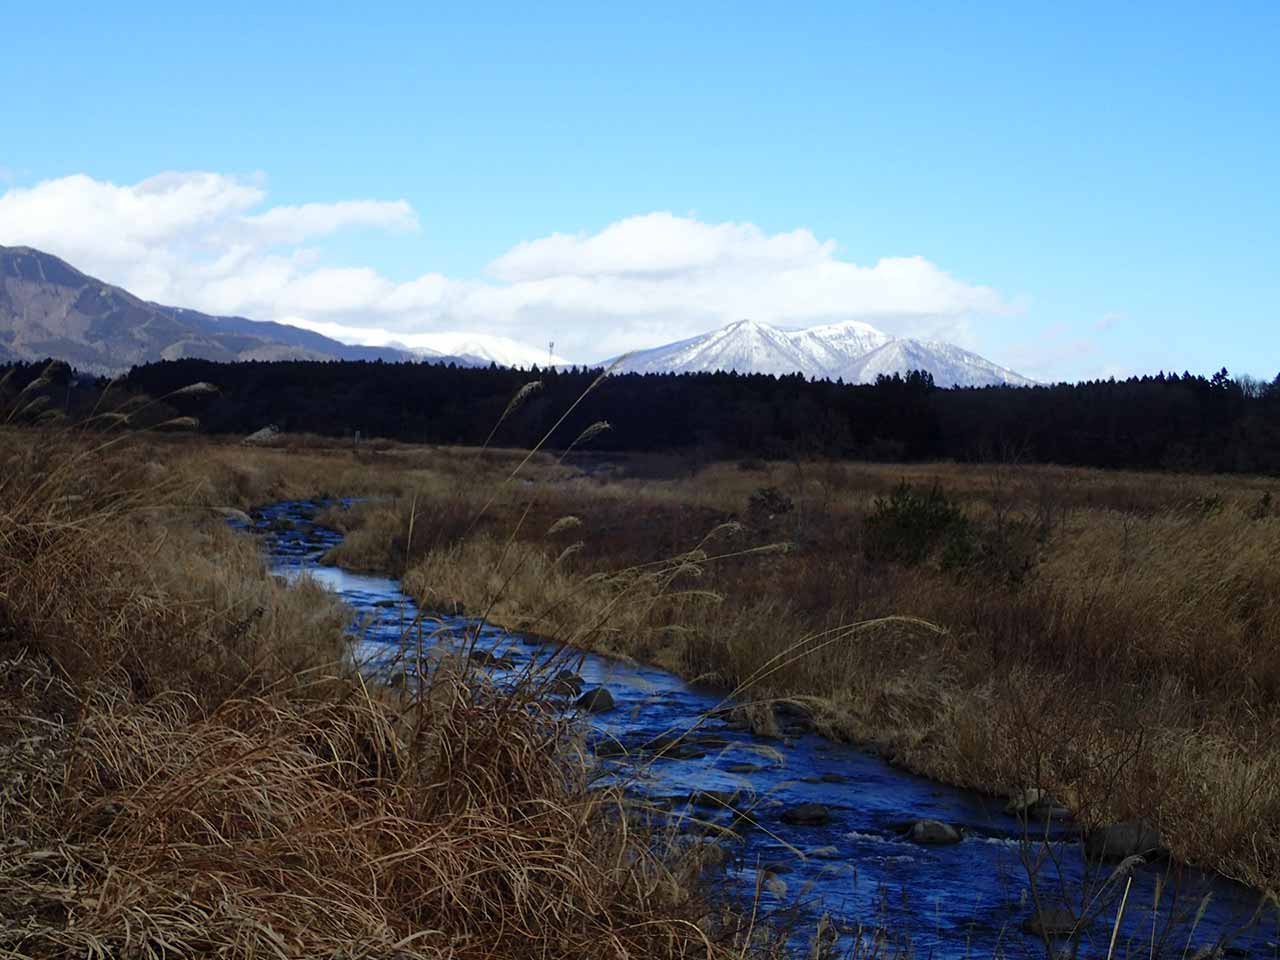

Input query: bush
[746,486,793,520]
[864,482,971,566]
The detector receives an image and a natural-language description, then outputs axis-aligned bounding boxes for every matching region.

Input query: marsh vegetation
[0,427,765,959]
[3,368,1279,956]
[318,443,1280,893]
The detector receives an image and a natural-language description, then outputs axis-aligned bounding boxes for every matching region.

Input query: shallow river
[235,500,1279,960]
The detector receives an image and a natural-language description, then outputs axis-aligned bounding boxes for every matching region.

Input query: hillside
[0,245,422,373]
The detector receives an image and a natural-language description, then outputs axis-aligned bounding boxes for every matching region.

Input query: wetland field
[3,426,1279,959]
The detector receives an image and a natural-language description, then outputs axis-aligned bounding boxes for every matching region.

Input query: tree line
[4,357,1279,474]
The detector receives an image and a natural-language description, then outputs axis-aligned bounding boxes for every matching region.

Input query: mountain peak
[800,318,886,339]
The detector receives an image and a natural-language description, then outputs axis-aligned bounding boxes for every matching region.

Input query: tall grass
[336,451,1280,892]
[11,387,1277,948]
[0,425,765,959]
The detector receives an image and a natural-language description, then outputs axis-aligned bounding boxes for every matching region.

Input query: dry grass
[0,426,766,959]
[12,396,1276,948]
[1,658,737,959]
[330,450,1280,892]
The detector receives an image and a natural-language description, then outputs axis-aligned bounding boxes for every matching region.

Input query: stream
[234,500,1279,959]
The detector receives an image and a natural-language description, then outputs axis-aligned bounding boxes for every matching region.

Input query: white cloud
[490,213,833,281]
[0,172,416,310]
[0,171,1013,362]
[240,200,418,246]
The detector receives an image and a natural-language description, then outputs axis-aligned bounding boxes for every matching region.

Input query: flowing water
[235,500,1279,959]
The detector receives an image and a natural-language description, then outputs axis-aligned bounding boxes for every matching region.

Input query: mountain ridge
[603,318,1034,387]
[1,245,1033,386]
[0,245,433,374]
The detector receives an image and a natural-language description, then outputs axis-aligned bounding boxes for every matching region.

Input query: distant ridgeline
[4,357,1280,473]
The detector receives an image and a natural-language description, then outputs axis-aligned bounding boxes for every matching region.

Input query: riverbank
[8,423,1276,950]
[0,428,765,959]
[315,446,1280,894]
[252,495,1280,960]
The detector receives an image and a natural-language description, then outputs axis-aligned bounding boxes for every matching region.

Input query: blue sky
[1,2,1277,379]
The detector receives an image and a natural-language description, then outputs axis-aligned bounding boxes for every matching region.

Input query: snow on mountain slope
[399,332,569,368]
[605,318,1033,387]
[845,337,1034,387]
[785,319,895,373]
[608,319,816,377]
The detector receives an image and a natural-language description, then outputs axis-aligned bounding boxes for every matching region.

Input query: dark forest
[5,357,1280,474]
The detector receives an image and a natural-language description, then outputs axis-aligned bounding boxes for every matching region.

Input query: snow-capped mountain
[604,318,1033,387]
[394,332,569,369]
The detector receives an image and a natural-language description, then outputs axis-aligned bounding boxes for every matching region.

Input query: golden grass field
[0,427,772,959]
[4,406,1280,956]
[301,438,1280,894]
